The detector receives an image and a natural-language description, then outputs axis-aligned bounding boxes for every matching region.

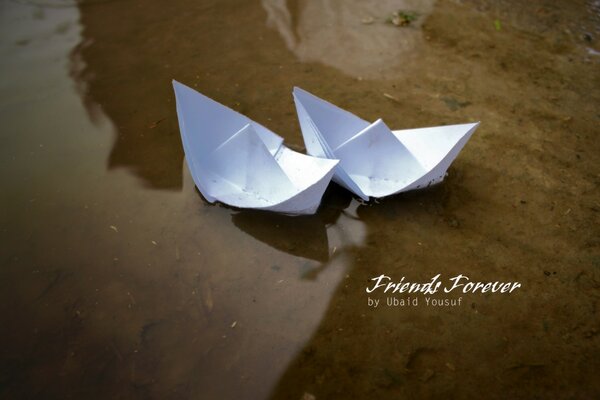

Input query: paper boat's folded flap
[204,124,296,207]
[173,80,283,155]
[172,80,339,215]
[274,147,338,193]
[293,87,369,155]
[392,123,479,191]
[293,86,479,199]
[293,87,369,199]
[334,119,426,198]
[263,150,338,215]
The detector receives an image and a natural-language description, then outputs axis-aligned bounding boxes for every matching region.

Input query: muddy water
[1,0,599,399]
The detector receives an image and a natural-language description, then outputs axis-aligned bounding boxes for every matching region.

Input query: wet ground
[1,0,599,398]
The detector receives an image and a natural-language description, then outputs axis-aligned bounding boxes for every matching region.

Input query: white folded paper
[173,81,338,215]
[293,87,479,200]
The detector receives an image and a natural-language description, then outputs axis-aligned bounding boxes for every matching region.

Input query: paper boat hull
[293,87,479,200]
[173,81,338,215]
[391,123,478,193]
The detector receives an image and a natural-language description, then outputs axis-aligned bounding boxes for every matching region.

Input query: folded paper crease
[173,80,338,215]
[293,86,479,200]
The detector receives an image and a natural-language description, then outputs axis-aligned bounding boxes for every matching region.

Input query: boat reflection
[231,184,367,266]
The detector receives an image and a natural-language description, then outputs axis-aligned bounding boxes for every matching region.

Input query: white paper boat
[293,87,479,200]
[173,81,339,215]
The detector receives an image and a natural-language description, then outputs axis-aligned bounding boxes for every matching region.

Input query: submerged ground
[1,0,599,398]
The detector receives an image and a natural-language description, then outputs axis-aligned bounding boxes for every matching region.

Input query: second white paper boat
[173,81,338,215]
[293,87,479,200]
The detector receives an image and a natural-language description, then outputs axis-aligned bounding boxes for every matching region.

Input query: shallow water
[1,0,599,399]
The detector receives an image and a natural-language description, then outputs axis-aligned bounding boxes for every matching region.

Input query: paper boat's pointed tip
[292,86,311,97]
[469,121,481,131]
[458,121,480,131]
[373,118,386,126]
[172,79,184,91]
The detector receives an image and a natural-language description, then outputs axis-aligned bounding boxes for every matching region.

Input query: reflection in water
[232,185,367,265]
[233,210,331,262]
[69,3,185,191]
[104,122,183,191]
[261,0,435,79]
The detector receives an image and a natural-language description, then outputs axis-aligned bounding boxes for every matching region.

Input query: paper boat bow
[293,87,479,200]
[173,81,338,215]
